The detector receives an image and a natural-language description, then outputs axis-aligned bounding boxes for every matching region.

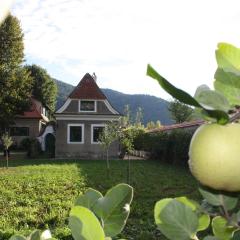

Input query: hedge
[134,129,195,166]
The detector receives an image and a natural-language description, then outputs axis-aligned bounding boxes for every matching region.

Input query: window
[91,124,105,144]
[10,127,29,136]
[79,100,96,112]
[67,124,84,144]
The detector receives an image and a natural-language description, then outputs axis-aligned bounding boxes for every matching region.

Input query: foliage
[134,129,194,166]
[1,132,13,150]
[146,120,161,130]
[168,99,193,123]
[99,121,119,170]
[20,137,42,157]
[25,64,57,112]
[134,106,144,127]
[147,42,240,239]
[1,132,13,168]
[0,159,198,239]
[0,14,32,127]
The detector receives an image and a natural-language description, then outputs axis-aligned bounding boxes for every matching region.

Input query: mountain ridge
[55,79,172,125]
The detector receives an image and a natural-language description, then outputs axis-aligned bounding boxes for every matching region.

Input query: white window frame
[91,124,105,144]
[67,123,84,144]
[79,100,97,113]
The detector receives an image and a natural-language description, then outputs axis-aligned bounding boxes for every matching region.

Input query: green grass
[0,159,200,239]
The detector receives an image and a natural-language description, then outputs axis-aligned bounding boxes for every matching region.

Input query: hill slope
[55,79,172,125]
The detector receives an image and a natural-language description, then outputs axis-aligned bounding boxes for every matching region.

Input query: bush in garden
[20,138,42,158]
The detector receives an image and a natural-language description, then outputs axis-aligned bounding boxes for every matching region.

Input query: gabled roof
[17,98,48,121]
[69,73,107,100]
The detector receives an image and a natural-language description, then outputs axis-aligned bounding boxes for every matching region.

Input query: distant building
[55,73,121,159]
[9,97,50,146]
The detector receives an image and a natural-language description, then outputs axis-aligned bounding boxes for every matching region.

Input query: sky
[10,0,240,100]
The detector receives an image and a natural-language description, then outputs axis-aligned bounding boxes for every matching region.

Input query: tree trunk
[106,149,110,178]
[6,149,8,169]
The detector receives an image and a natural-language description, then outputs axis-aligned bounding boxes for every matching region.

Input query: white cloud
[12,0,240,99]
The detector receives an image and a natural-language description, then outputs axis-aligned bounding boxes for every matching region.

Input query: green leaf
[215,43,240,75]
[197,214,210,232]
[175,196,199,211]
[212,216,236,240]
[147,64,201,107]
[194,85,230,112]
[93,183,133,237]
[232,230,240,240]
[75,188,103,209]
[199,186,238,210]
[203,236,219,240]
[147,64,229,124]
[29,230,41,240]
[9,236,27,240]
[214,68,240,106]
[156,199,199,240]
[154,198,173,224]
[69,206,105,240]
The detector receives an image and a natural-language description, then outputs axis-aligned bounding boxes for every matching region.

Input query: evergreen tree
[0,14,32,129]
[25,64,57,112]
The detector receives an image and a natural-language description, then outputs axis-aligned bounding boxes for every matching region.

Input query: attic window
[79,100,96,112]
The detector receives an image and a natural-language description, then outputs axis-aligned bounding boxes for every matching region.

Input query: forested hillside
[55,79,172,125]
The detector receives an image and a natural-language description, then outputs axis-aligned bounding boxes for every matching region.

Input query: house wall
[11,118,41,145]
[55,119,119,159]
[63,100,113,115]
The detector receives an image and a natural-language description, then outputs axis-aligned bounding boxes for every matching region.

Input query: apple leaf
[69,206,105,240]
[215,42,240,75]
[214,68,240,106]
[232,230,240,240]
[75,188,103,209]
[212,216,237,240]
[154,198,173,225]
[9,236,27,240]
[155,199,199,240]
[175,196,199,211]
[203,236,219,240]
[197,214,210,232]
[199,186,238,210]
[194,85,230,112]
[147,64,229,124]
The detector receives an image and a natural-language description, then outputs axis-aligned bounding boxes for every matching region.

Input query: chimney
[92,72,97,82]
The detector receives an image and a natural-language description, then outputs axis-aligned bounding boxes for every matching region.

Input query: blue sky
[10,0,240,100]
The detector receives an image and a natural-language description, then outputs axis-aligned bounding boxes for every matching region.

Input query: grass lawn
[0,159,200,240]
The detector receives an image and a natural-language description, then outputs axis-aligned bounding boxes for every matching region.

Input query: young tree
[99,121,118,174]
[0,14,32,128]
[135,107,143,127]
[1,133,13,168]
[25,64,57,112]
[168,99,193,123]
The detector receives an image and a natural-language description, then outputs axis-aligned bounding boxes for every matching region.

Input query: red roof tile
[17,98,43,119]
[69,73,107,99]
[147,120,205,133]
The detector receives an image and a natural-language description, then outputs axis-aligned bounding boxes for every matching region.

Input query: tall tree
[25,64,57,112]
[0,14,32,129]
[168,99,193,123]
[135,107,143,127]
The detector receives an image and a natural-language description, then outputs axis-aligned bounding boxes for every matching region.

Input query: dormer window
[79,100,96,112]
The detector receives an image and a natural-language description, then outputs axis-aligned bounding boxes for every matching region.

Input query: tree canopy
[25,64,57,112]
[0,14,32,129]
[168,99,193,123]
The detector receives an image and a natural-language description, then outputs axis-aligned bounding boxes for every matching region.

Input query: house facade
[10,98,49,146]
[55,73,120,159]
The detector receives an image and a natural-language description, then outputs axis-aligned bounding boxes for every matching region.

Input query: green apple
[189,123,240,192]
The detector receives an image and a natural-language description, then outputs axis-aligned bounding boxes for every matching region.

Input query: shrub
[134,129,195,166]
[20,138,42,158]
